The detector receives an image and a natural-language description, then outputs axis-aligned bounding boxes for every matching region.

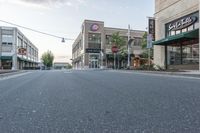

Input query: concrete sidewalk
[0,70,18,74]
[110,69,200,78]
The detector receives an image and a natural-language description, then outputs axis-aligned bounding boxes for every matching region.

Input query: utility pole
[127,24,131,69]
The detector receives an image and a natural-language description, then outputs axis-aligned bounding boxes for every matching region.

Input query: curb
[0,71,28,78]
[110,70,200,78]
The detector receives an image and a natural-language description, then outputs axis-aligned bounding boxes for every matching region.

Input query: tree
[111,32,126,69]
[41,50,54,68]
[111,32,126,49]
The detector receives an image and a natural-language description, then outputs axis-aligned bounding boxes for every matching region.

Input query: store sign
[148,18,155,41]
[168,16,197,31]
[90,24,99,31]
[18,48,27,55]
[86,48,101,53]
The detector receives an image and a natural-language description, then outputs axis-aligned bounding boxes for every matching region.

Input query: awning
[0,56,12,60]
[153,29,199,46]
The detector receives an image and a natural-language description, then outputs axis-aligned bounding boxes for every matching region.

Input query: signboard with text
[148,18,155,41]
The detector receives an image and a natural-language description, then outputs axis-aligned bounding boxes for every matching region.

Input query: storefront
[153,11,199,70]
[72,20,145,69]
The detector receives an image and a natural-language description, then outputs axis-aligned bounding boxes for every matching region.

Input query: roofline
[84,19,104,24]
[104,27,146,32]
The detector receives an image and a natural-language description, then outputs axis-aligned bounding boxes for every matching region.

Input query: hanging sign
[148,18,155,41]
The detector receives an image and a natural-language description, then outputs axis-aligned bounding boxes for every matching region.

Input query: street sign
[86,48,101,53]
[111,45,118,53]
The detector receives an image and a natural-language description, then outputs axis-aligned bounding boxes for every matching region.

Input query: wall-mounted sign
[168,16,197,31]
[90,24,100,31]
[18,48,27,55]
[148,18,155,41]
[86,48,101,53]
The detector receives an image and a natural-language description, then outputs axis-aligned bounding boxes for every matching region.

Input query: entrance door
[89,54,100,69]
[91,60,98,68]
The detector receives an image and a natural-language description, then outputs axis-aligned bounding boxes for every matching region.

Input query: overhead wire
[0,19,74,41]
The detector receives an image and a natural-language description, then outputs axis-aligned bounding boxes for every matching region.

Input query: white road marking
[0,72,32,81]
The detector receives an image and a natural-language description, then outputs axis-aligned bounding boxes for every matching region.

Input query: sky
[0,0,154,63]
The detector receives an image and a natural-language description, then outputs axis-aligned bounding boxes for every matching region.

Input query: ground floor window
[1,59,12,69]
[168,43,199,65]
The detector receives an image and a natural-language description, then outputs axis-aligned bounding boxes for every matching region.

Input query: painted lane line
[0,72,32,81]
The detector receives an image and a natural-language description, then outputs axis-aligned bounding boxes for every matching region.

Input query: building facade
[54,62,71,69]
[153,0,199,70]
[0,27,39,70]
[72,20,145,69]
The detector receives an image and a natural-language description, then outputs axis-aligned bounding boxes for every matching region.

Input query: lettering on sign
[168,16,197,31]
[148,18,155,41]
[86,48,101,53]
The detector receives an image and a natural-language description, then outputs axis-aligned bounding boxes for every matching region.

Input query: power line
[0,19,74,41]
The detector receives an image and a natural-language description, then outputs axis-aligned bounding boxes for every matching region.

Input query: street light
[61,38,65,43]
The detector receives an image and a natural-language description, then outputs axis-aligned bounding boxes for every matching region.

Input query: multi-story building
[53,62,71,69]
[72,20,145,69]
[153,0,199,70]
[0,27,39,70]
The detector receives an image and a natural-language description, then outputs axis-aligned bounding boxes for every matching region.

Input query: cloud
[19,0,87,8]
[0,0,87,9]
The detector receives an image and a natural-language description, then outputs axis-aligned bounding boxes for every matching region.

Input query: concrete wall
[154,0,199,67]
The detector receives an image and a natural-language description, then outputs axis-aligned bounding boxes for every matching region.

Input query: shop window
[176,30,181,35]
[171,31,175,36]
[168,46,181,65]
[182,44,199,65]
[194,22,199,29]
[182,28,187,33]
[2,35,13,44]
[188,25,194,31]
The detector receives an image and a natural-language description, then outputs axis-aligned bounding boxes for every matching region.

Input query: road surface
[0,70,200,133]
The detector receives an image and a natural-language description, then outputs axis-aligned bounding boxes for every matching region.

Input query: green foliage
[111,32,126,48]
[67,64,72,69]
[141,32,148,49]
[41,50,54,68]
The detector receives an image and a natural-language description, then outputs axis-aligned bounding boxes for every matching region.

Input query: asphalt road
[0,70,200,133]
